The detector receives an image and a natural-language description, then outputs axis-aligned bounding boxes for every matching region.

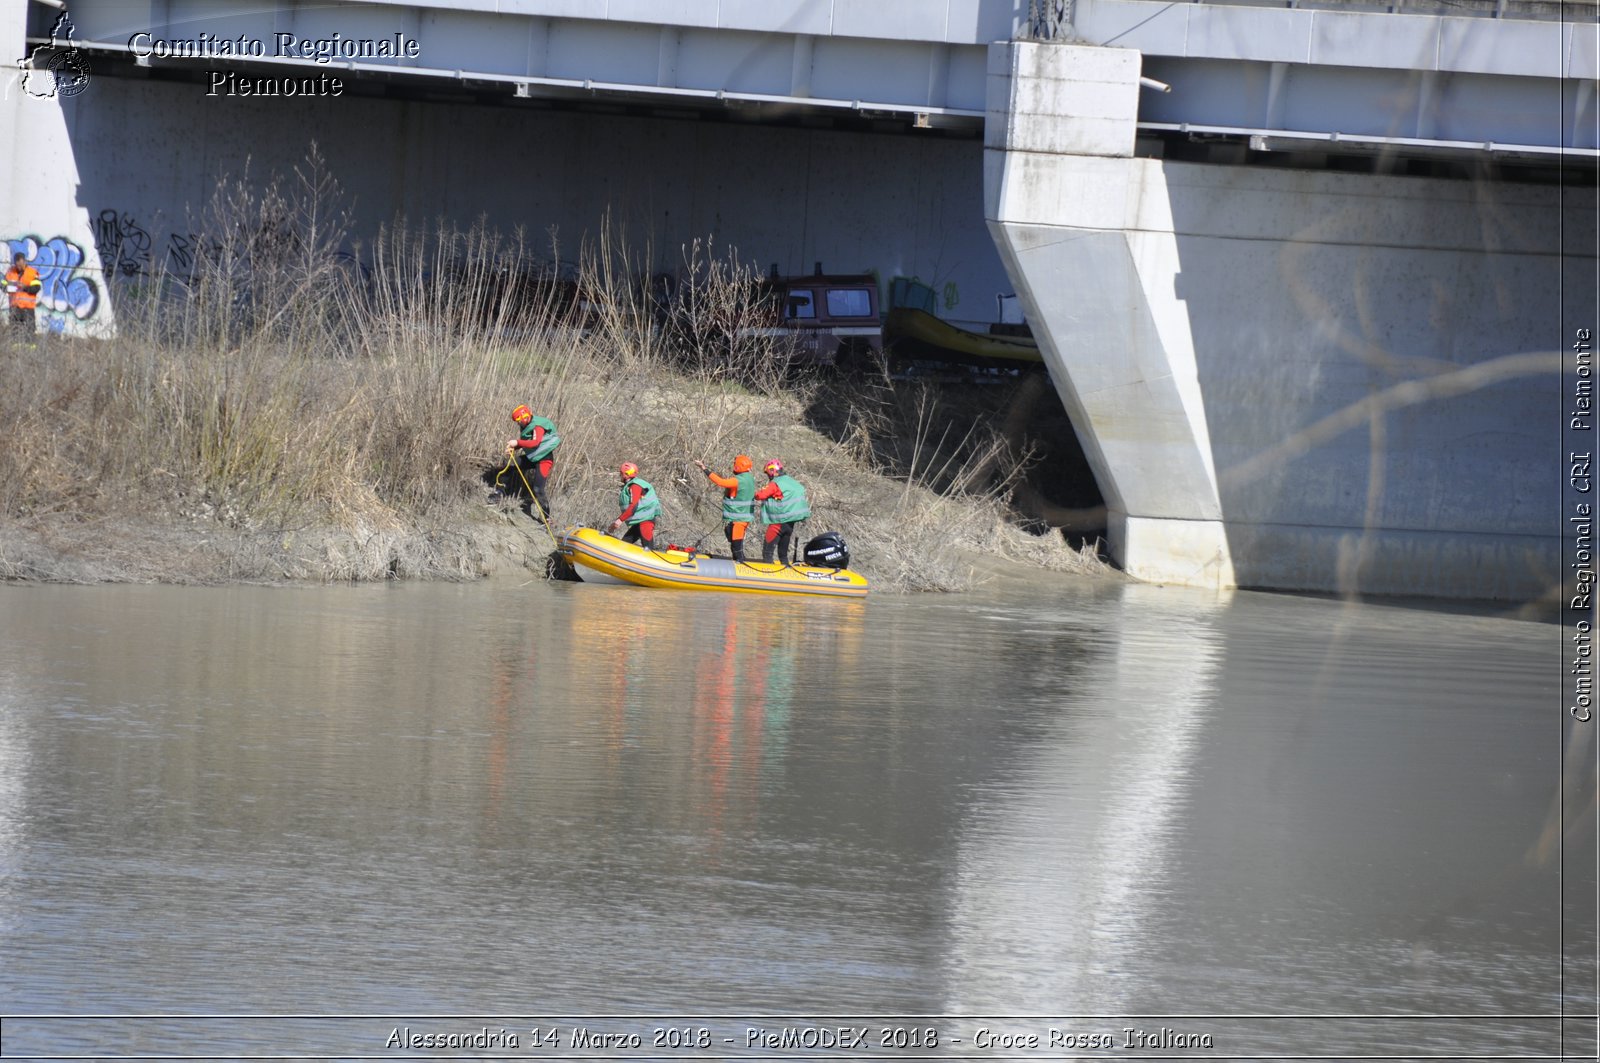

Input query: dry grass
[0,154,1116,592]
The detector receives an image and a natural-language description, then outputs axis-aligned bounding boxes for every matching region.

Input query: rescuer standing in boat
[6,251,42,334]
[755,459,811,565]
[608,462,660,550]
[693,454,756,563]
[505,404,560,521]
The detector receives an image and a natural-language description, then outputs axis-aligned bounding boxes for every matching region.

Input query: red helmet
[619,462,639,479]
[511,404,532,424]
[763,459,783,476]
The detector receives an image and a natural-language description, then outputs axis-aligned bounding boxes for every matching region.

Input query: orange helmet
[619,462,639,479]
[732,454,753,473]
[511,405,532,424]
[763,459,783,476]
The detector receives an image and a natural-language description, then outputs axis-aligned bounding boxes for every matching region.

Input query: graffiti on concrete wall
[91,209,229,283]
[93,209,153,278]
[165,232,214,278]
[5,210,223,333]
[5,235,101,329]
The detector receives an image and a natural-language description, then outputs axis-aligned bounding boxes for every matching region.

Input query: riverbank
[0,335,1113,592]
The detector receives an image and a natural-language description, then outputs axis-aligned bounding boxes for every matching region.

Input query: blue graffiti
[7,235,100,321]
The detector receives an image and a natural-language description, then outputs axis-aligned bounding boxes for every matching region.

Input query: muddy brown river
[0,574,1592,1059]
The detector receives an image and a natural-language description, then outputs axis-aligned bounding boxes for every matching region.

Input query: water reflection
[945,583,1229,1012]
[0,577,1585,1053]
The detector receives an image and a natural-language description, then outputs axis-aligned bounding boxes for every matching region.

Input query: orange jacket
[5,265,40,311]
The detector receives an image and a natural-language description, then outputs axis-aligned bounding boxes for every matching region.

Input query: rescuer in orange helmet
[692,453,756,563]
[608,463,661,550]
[504,404,560,521]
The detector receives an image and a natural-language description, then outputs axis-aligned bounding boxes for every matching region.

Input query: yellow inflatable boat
[557,527,869,599]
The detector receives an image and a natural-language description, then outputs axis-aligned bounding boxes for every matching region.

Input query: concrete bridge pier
[984,40,1576,601]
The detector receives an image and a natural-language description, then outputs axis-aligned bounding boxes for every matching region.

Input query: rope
[498,454,562,554]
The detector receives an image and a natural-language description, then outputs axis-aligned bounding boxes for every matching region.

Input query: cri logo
[20,11,92,100]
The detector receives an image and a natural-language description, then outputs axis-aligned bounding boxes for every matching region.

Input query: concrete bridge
[3,0,1593,600]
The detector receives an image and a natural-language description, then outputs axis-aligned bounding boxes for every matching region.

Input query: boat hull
[885,306,1043,364]
[557,527,869,598]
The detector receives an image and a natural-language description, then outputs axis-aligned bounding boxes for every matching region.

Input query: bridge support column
[984,40,1572,601]
[984,42,1236,591]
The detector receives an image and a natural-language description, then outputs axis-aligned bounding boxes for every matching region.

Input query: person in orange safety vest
[692,453,756,562]
[6,252,42,334]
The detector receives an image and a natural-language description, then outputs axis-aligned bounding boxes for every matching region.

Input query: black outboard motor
[802,532,850,570]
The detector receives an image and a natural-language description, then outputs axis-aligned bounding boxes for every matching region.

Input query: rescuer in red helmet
[752,459,811,565]
[607,462,661,550]
[504,404,560,521]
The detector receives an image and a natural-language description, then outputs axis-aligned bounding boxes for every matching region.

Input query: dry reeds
[0,153,1112,590]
